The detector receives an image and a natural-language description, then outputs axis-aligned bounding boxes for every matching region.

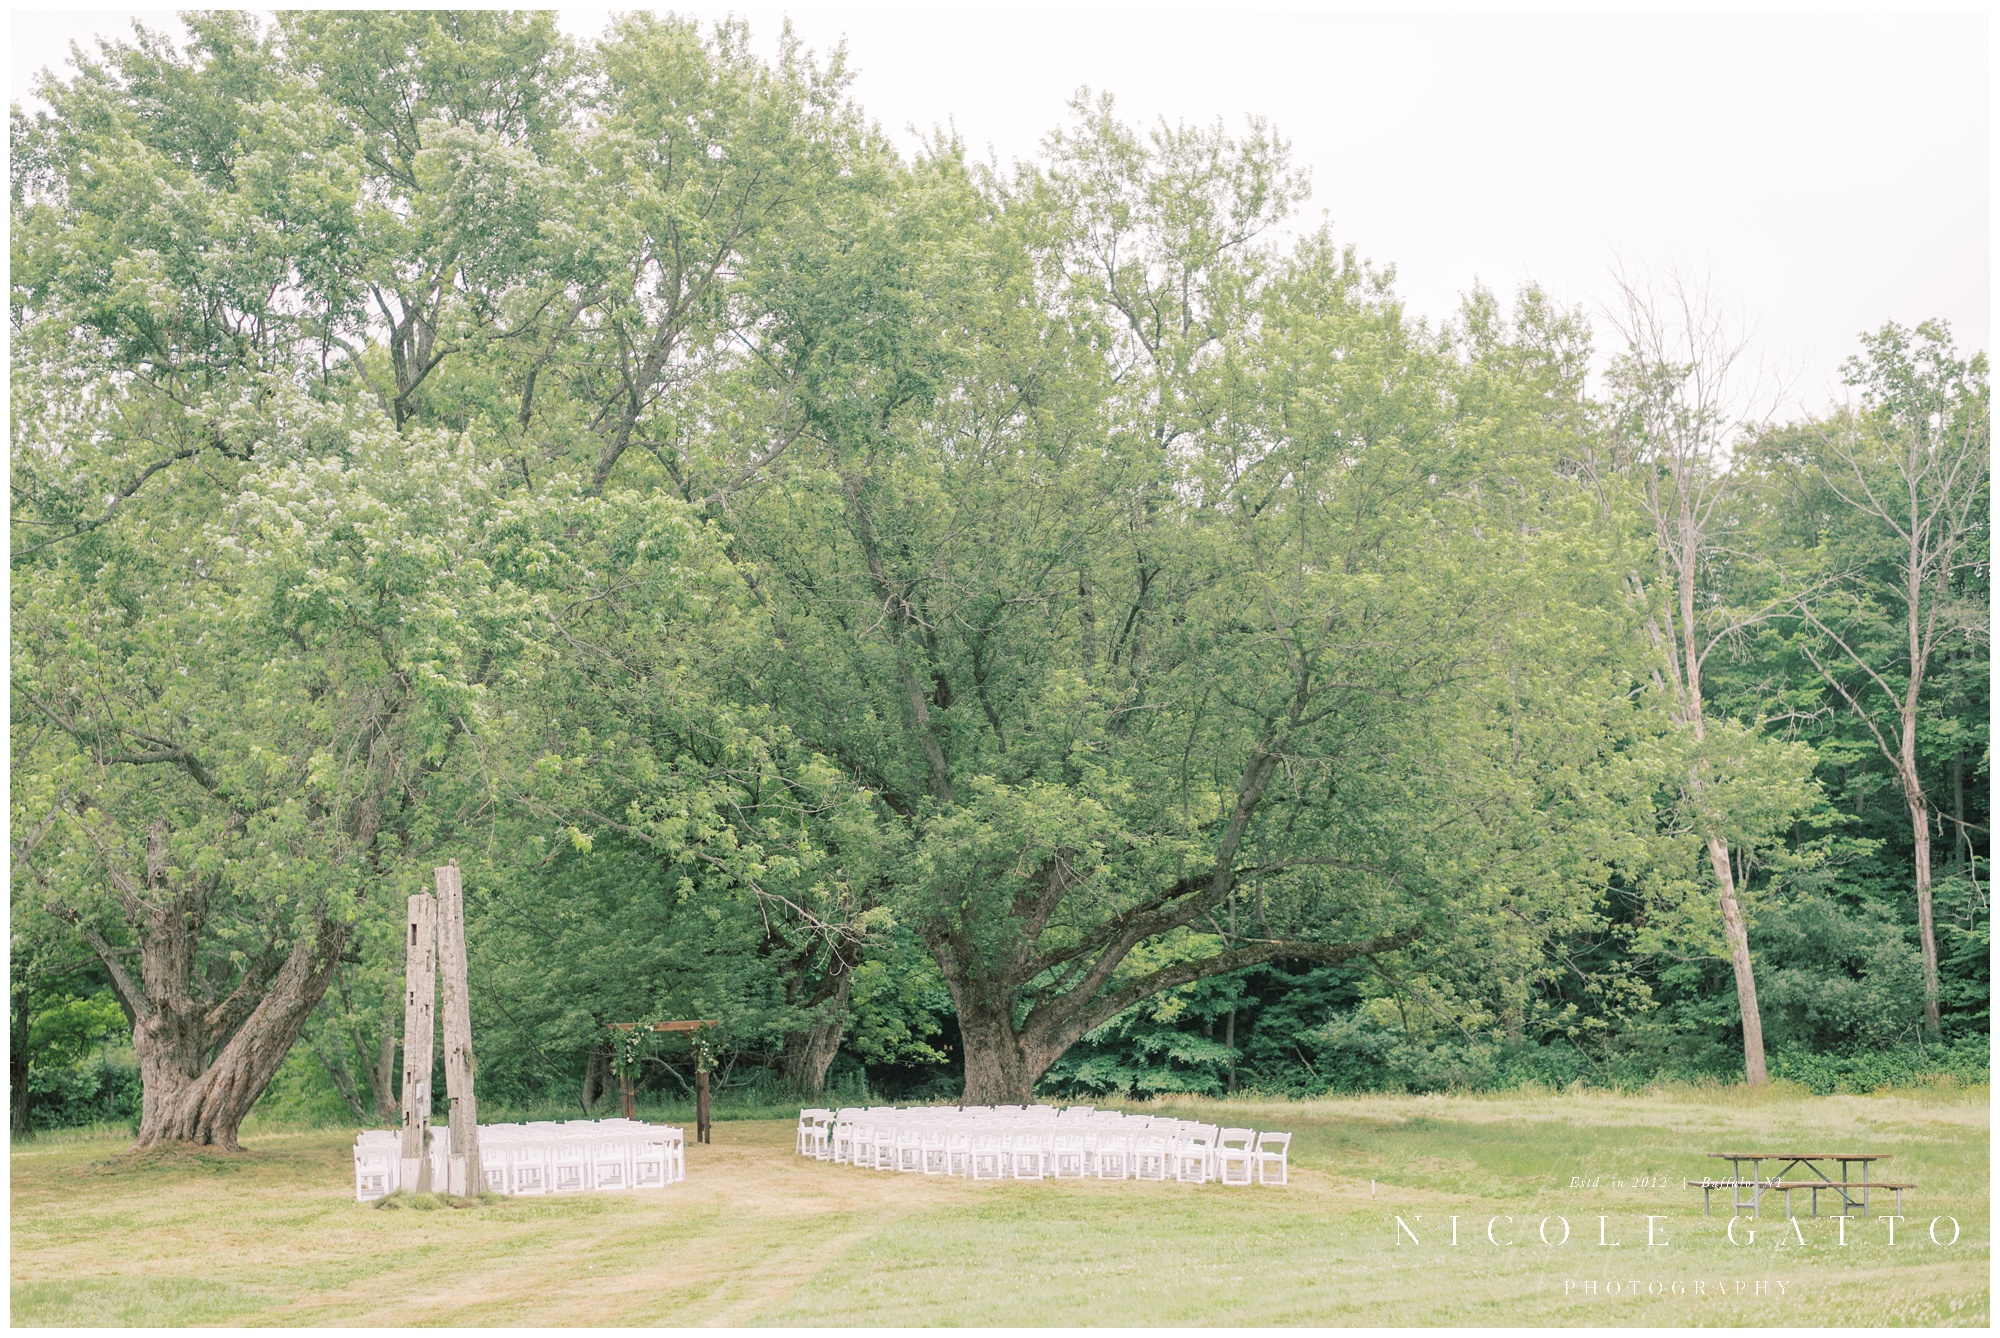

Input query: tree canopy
[11,13,1987,1140]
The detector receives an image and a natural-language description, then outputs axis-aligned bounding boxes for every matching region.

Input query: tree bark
[130,912,354,1149]
[1909,792,1942,1039]
[781,939,860,1098]
[1708,837,1768,1085]
[51,815,360,1151]
[781,984,853,1099]
[955,998,1048,1105]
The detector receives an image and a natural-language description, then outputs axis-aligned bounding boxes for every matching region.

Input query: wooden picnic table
[1688,1152,1907,1218]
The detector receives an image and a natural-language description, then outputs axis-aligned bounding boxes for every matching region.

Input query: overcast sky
[12,5,1990,413]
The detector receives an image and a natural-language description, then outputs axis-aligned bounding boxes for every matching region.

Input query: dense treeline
[11,13,1987,1143]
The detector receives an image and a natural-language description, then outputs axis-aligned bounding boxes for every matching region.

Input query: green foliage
[10,12,1985,1127]
[21,1048,141,1132]
[1769,1038,1990,1095]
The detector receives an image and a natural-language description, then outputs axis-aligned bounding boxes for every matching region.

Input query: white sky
[10,5,1992,414]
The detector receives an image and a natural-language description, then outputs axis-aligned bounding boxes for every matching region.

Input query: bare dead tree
[1601,267,1787,1087]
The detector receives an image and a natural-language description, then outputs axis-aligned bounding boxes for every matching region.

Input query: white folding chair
[1254,1131,1291,1186]
[845,1121,873,1169]
[551,1139,589,1193]
[1093,1131,1132,1180]
[921,1125,951,1175]
[510,1142,549,1195]
[797,1108,833,1156]
[664,1126,687,1182]
[831,1113,860,1165]
[869,1122,898,1170]
[1051,1129,1088,1178]
[1174,1125,1217,1184]
[353,1141,396,1201]
[592,1134,632,1190]
[1133,1134,1170,1181]
[1010,1128,1048,1180]
[946,1128,974,1177]
[811,1110,837,1159]
[970,1130,1006,1180]
[896,1125,926,1173]
[479,1142,513,1194]
[1215,1128,1256,1186]
[632,1137,672,1189]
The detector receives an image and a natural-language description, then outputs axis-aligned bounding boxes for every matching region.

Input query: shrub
[1768,1038,1990,1094]
[25,1050,141,1131]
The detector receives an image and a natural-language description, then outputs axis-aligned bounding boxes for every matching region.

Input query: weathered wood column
[695,1068,712,1145]
[436,862,482,1196]
[398,892,437,1192]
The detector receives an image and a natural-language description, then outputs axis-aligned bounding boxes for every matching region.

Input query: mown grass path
[11,1087,1988,1325]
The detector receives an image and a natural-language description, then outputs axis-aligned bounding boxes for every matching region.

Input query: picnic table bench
[1687,1153,1909,1218]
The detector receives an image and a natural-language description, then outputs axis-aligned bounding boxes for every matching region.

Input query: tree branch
[42,904,154,1022]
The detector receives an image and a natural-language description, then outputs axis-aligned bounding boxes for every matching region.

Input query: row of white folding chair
[481,1123,684,1194]
[355,1120,687,1201]
[479,1133,682,1195]
[830,1118,1185,1182]
[819,1108,1131,1157]
[809,1108,1290,1185]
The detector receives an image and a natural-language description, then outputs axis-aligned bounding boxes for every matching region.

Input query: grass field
[10,1085,1988,1326]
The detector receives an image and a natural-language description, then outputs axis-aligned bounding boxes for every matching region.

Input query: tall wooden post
[695,1069,711,1145]
[436,863,482,1197]
[398,893,437,1193]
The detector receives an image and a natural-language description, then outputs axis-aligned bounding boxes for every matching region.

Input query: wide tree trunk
[780,937,862,1098]
[956,1001,1050,1105]
[780,1009,849,1099]
[131,915,352,1150]
[1708,837,1767,1087]
[53,819,359,1152]
[1909,793,1942,1039]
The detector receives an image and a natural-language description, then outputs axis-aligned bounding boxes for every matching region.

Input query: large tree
[10,15,551,1144]
[711,103,1647,1100]
[1786,322,1990,1039]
